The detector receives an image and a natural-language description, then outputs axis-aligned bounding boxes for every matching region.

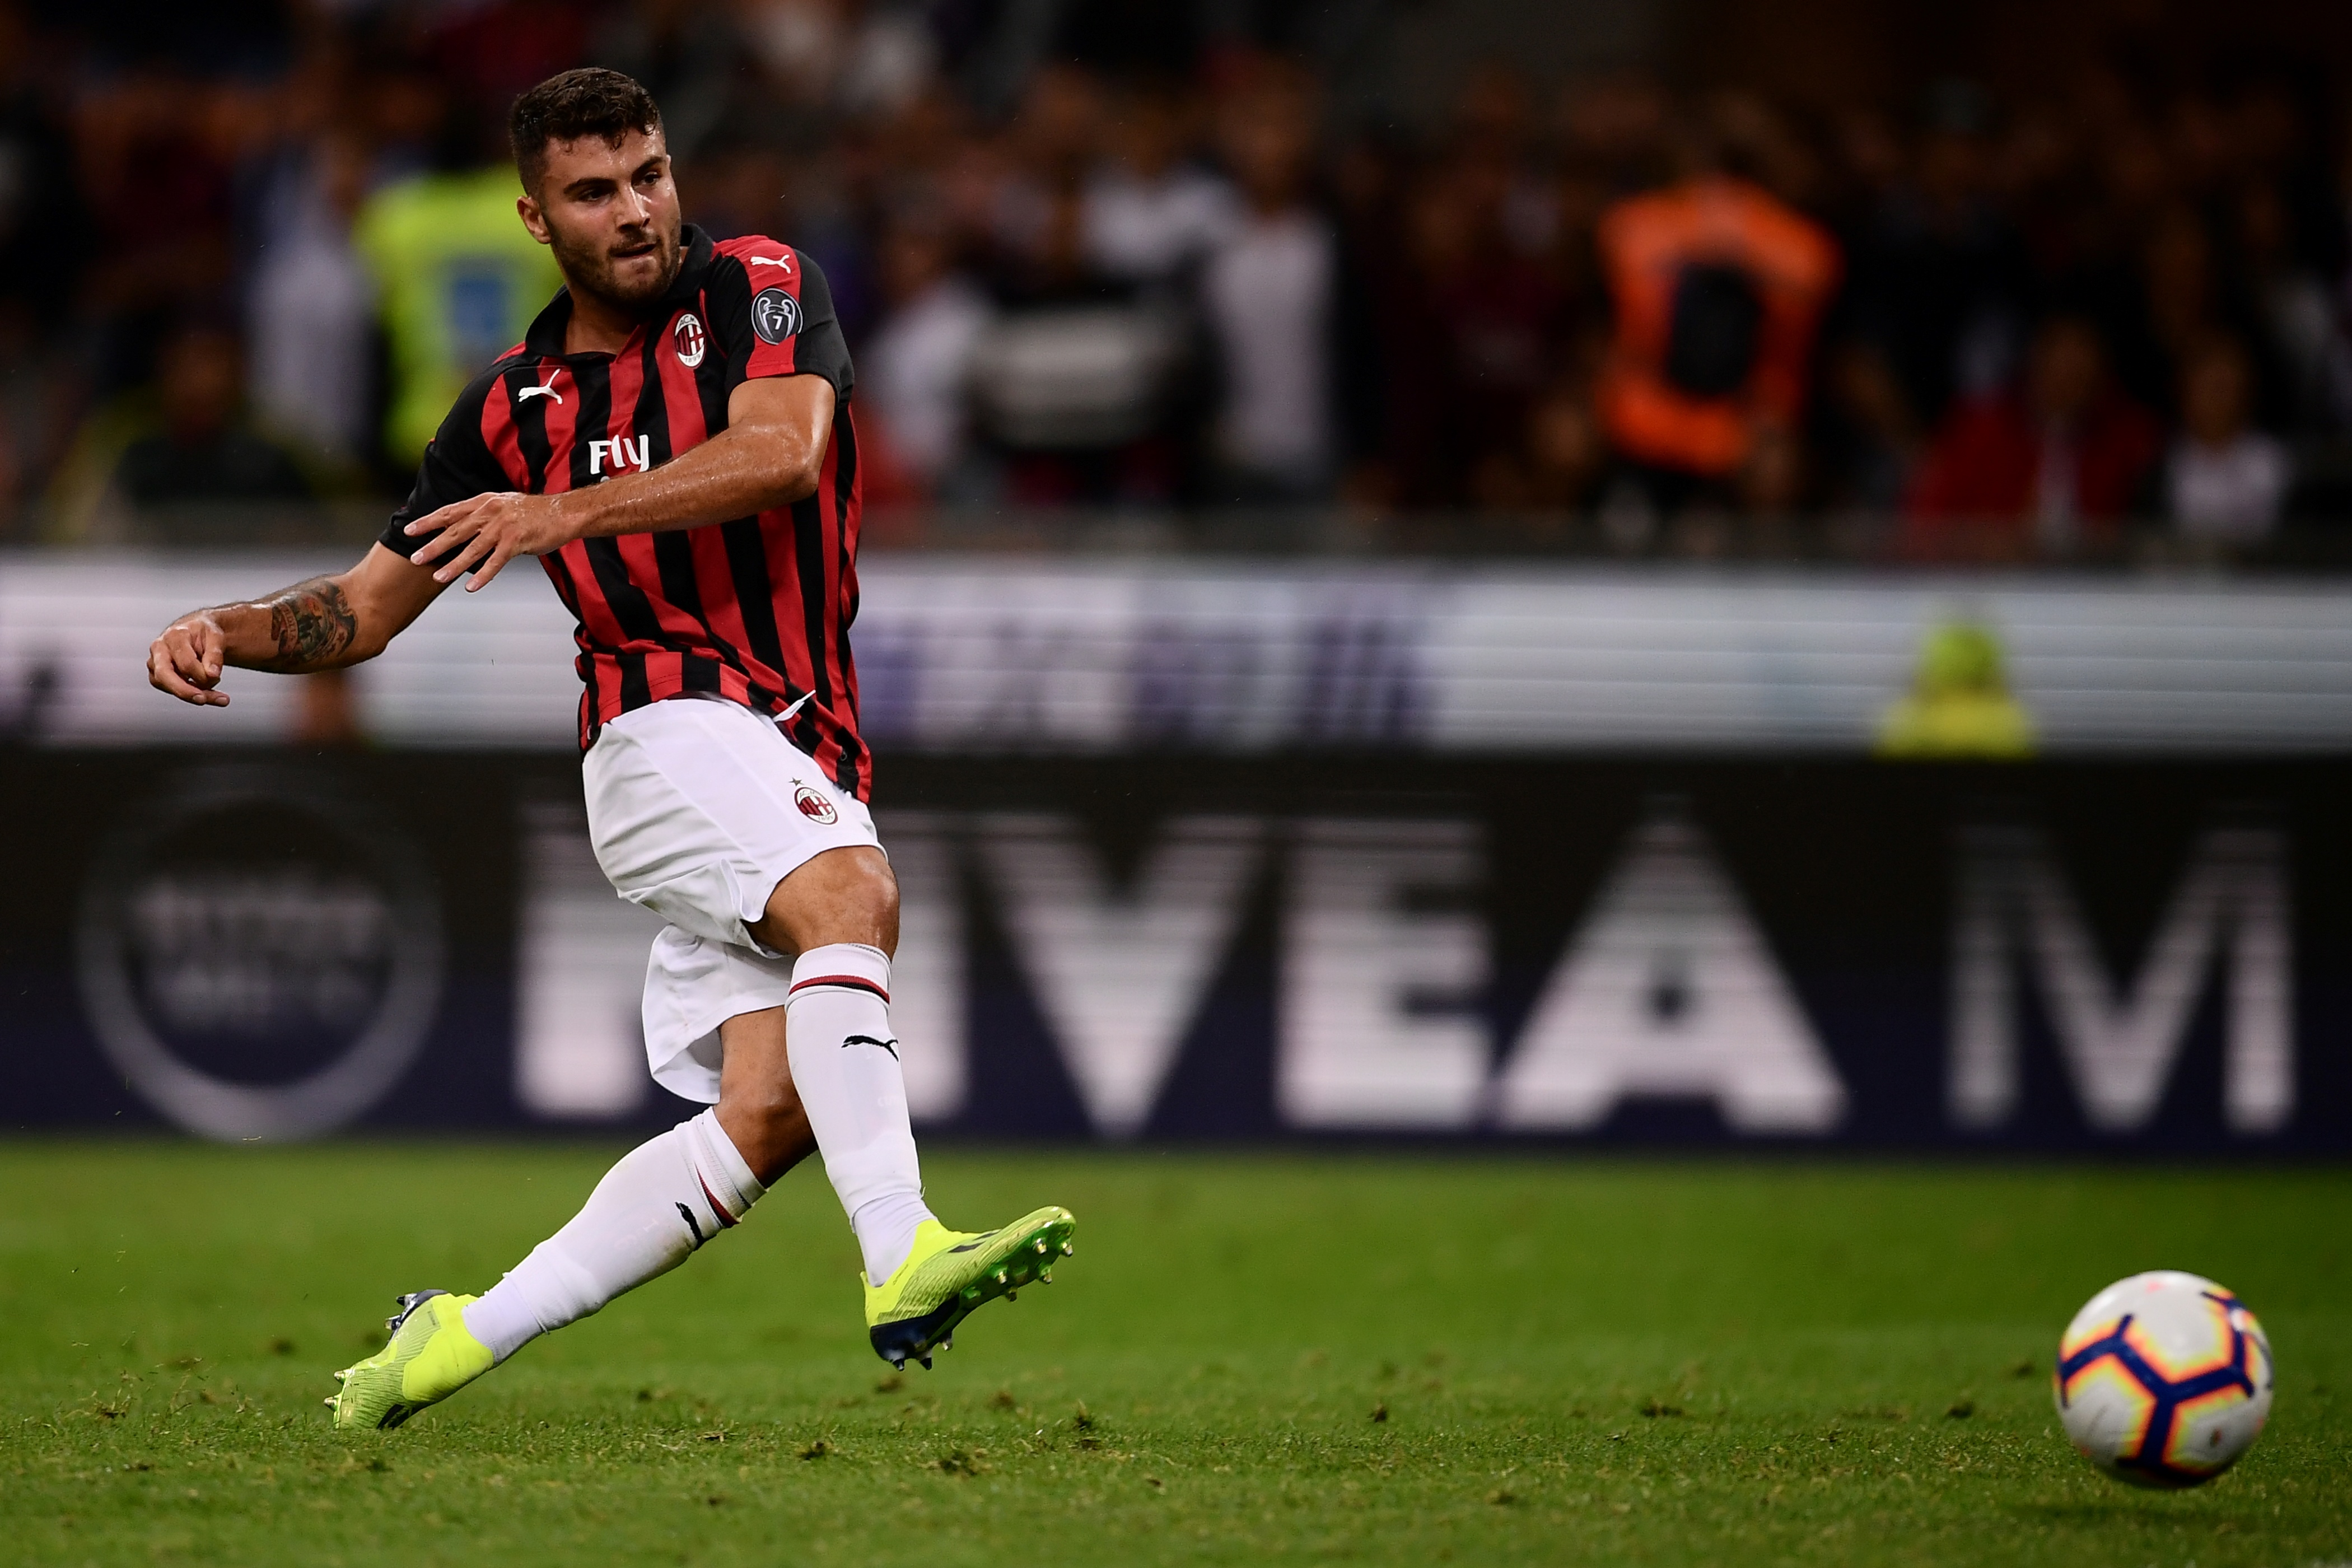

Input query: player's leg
[746,845,936,1287]
[329,696,1072,1424]
[456,1015,809,1356]
[753,847,1076,1371]
[326,699,829,1431]
[325,1075,798,1431]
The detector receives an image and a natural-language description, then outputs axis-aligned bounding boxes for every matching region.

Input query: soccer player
[143,68,1074,1431]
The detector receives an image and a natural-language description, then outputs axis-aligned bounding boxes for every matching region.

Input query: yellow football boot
[864,1207,1076,1370]
[326,1290,494,1431]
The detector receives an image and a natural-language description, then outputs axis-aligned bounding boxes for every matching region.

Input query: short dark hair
[510,68,664,194]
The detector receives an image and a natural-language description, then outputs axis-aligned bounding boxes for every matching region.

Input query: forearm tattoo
[253,577,358,670]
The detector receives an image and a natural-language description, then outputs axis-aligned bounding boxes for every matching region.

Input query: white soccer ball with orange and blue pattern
[2053,1270,2274,1488]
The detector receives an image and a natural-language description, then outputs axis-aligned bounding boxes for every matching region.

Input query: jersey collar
[522,224,717,360]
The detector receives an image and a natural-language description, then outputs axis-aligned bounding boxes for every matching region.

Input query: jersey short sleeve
[377,372,515,560]
[707,239,854,403]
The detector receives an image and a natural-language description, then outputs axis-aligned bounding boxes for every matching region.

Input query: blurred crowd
[4,0,2352,559]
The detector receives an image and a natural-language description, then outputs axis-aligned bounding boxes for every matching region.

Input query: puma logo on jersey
[516,375,563,404]
[843,1034,900,1060]
[589,435,653,475]
[749,254,792,270]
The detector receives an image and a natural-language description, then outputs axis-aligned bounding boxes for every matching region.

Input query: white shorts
[582,693,880,1104]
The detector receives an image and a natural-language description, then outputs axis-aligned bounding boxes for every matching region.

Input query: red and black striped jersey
[379,225,869,798]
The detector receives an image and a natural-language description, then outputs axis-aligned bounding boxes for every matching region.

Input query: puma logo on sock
[843,1034,900,1059]
[676,1203,707,1248]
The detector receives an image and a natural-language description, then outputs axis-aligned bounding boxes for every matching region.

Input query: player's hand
[405,491,575,591]
[148,614,231,707]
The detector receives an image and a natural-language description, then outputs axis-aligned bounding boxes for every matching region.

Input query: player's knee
[715,1087,814,1183]
[754,845,898,955]
[736,1083,805,1145]
[826,850,898,950]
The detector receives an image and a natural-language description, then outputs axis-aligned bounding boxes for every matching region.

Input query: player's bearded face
[532,130,684,313]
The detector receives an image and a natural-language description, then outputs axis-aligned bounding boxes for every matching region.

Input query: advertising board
[6,750,2345,1151]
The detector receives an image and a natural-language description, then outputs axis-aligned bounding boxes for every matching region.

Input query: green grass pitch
[1,1144,2346,1566]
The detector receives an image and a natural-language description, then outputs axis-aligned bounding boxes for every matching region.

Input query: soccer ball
[2053,1270,2273,1488]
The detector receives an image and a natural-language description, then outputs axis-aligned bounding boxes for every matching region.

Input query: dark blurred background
[6,0,2352,559]
[3,2,2351,1152]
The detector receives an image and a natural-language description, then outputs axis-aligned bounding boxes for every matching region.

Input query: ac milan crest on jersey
[381,227,869,799]
[794,785,838,824]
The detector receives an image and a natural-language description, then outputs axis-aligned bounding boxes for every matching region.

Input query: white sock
[461,1108,764,1363]
[785,942,935,1285]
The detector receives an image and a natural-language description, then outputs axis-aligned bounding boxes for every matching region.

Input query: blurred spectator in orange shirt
[1905,315,2162,557]
[1594,143,1840,499]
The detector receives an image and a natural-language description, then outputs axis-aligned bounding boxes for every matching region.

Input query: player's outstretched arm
[403,374,835,591]
[146,543,449,707]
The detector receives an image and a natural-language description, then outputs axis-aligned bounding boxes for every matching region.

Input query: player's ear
[517,193,553,246]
